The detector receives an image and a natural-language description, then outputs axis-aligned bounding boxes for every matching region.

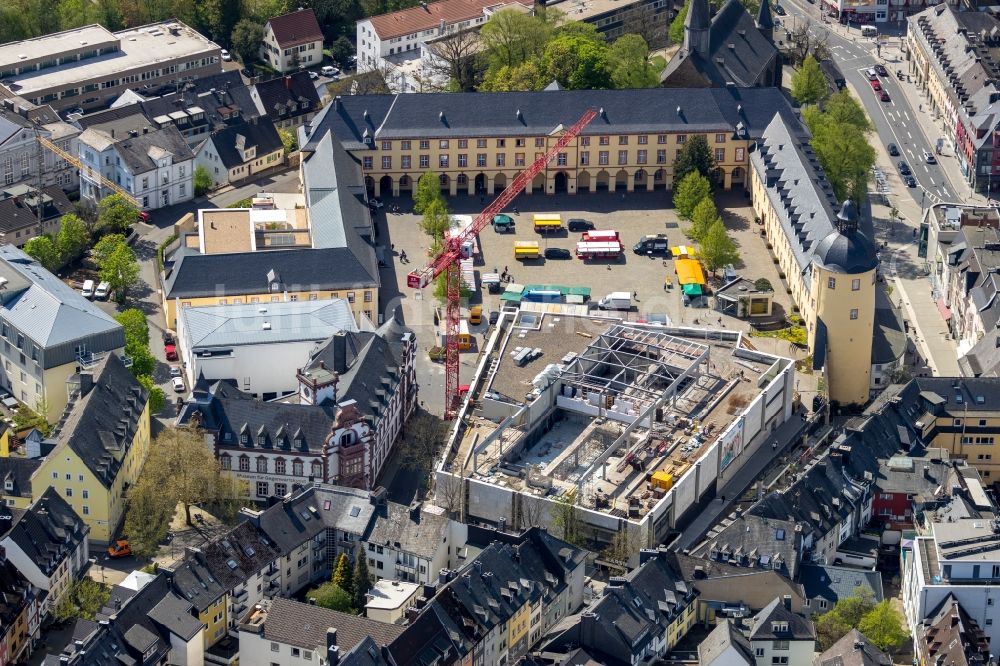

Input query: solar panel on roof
[350,506,361,517]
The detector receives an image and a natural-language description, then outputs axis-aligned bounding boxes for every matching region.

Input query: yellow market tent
[675,258,706,285]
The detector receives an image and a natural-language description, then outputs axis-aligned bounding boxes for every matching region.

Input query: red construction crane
[408,108,598,419]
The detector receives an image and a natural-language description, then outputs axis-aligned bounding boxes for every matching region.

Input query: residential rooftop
[366,0,532,40]
[0,21,220,98]
[365,579,421,612]
[178,299,359,348]
[190,205,312,255]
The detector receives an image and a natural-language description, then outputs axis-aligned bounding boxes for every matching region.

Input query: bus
[533,214,563,233]
[576,241,623,260]
[581,229,620,243]
[514,241,540,260]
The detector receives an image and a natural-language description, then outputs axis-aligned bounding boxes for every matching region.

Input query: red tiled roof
[267,8,324,47]
[368,0,532,40]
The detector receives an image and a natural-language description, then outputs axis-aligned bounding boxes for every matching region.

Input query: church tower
[684,0,712,56]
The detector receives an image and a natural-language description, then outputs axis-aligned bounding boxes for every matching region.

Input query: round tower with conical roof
[809,200,878,407]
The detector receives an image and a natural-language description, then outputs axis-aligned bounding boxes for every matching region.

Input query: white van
[861,25,877,37]
[80,279,95,299]
[597,291,632,311]
[321,65,339,77]
[94,281,111,300]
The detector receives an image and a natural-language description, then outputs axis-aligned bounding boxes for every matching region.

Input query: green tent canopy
[682,283,703,297]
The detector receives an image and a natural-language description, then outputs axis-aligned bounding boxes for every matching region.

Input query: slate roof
[0,185,73,235]
[816,628,893,666]
[959,330,1000,376]
[162,245,378,299]
[302,131,374,255]
[917,594,991,666]
[302,86,798,152]
[661,0,778,88]
[912,376,1000,412]
[47,353,148,489]
[0,556,33,638]
[871,289,907,365]
[252,72,320,123]
[80,124,194,175]
[206,119,284,170]
[798,565,884,606]
[698,619,754,665]
[1,487,87,578]
[258,597,405,651]
[177,379,337,454]
[365,501,449,560]
[749,597,815,641]
[242,484,380,554]
[368,0,531,39]
[179,299,358,348]
[0,244,124,356]
[266,9,324,47]
[814,202,878,274]
[0,455,39,500]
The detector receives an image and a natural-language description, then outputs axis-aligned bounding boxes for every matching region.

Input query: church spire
[756,0,775,40]
[684,0,712,56]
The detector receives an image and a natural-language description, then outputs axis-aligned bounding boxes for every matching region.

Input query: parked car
[879,90,891,102]
[165,343,178,361]
[870,79,881,91]
[171,376,186,392]
[308,71,319,80]
[544,247,572,260]
[492,214,514,232]
[220,49,232,61]
[923,151,936,164]
[367,197,384,210]
[321,65,339,77]
[107,539,132,558]
[874,64,888,77]
[489,310,500,325]
[94,281,111,300]
[567,218,594,232]
[137,210,151,222]
[904,175,917,187]
[775,3,786,14]
[887,143,899,156]
[80,279,95,299]
[163,332,175,345]
[897,161,911,175]
[169,366,182,378]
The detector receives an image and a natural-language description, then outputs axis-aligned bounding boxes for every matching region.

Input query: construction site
[438,305,798,548]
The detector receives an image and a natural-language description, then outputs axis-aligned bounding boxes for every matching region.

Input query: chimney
[581,612,598,647]
[782,595,792,611]
[438,569,449,585]
[409,501,421,521]
[326,628,337,651]
[327,646,339,666]
[285,76,292,90]
[639,548,658,565]
[332,331,348,374]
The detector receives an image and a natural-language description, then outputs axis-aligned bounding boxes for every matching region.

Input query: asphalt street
[776,1,961,208]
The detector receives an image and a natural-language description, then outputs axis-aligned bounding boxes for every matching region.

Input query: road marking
[907,131,913,139]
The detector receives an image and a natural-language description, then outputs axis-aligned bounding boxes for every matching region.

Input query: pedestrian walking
[400,250,408,263]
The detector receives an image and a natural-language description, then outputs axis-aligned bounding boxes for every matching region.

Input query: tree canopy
[673,171,712,221]
[814,587,877,650]
[97,241,140,302]
[791,54,828,106]
[56,214,90,264]
[307,582,354,613]
[699,218,740,274]
[857,601,908,653]
[803,91,875,203]
[230,19,263,64]
[24,236,61,272]
[669,0,688,44]
[674,134,716,183]
[687,197,721,243]
[96,193,137,235]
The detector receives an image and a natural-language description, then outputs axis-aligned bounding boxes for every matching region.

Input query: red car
[165,343,178,361]
[137,211,151,223]
[870,79,881,91]
[880,90,891,102]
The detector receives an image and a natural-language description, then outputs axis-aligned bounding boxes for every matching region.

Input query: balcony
[395,560,417,574]
[232,587,248,603]
[264,566,279,583]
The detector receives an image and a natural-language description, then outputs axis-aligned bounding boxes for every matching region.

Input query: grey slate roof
[749,597,815,641]
[162,245,378,299]
[1,487,87,577]
[206,119,284,170]
[912,376,1000,412]
[0,244,124,360]
[258,597,405,652]
[798,564,884,607]
[47,353,148,489]
[0,185,73,235]
[872,289,907,366]
[0,454,39,500]
[252,72,320,124]
[179,299,358,349]
[365,501,449,561]
[114,124,194,173]
[816,628,892,666]
[959,331,1000,376]
[302,86,798,152]
[698,619,754,665]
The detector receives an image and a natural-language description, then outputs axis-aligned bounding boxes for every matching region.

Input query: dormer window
[772,621,788,633]
[257,434,265,447]
[4,480,12,491]
[340,431,356,447]
[241,433,249,445]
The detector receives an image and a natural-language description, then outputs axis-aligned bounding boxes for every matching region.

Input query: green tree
[23,236,61,271]
[687,197,720,243]
[822,89,872,131]
[805,103,875,204]
[57,0,99,29]
[353,547,370,611]
[480,61,545,92]
[814,587,876,650]
[609,34,660,89]
[244,0,289,21]
[98,243,140,301]
[857,601,908,653]
[230,19,264,63]
[115,309,149,347]
[126,345,156,378]
[91,233,126,264]
[413,170,446,215]
[791,54,828,106]
[754,278,773,292]
[542,33,611,90]
[674,134,716,183]
[307,582,354,613]
[96,194,138,234]
[278,127,298,153]
[669,0,689,45]
[332,553,354,597]
[193,165,213,197]
[480,10,554,71]
[672,171,712,221]
[124,472,174,558]
[699,219,739,274]
[52,578,111,622]
[13,404,49,436]
[137,375,166,413]
[56,214,90,264]
[197,0,242,44]
[552,492,584,547]
[330,36,355,67]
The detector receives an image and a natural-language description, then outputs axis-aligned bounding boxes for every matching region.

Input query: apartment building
[907,5,1000,193]
[0,245,125,421]
[363,501,450,584]
[750,114,879,406]
[0,185,73,249]
[32,353,150,544]
[915,595,991,665]
[746,597,816,665]
[0,488,88,617]
[0,22,221,113]
[78,123,195,211]
[261,9,325,74]
[195,119,285,188]
[250,72,322,128]
[0,102,79,192]
[0,555,41,666]
[299,86,799,198]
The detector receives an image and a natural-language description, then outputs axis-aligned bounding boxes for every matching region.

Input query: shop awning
[675,258,707,285]
[937,298,952,321]
[683,283,703,296]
